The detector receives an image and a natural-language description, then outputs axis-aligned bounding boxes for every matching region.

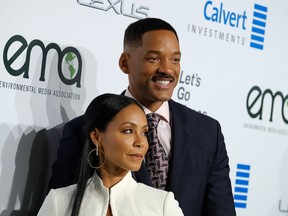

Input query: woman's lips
[129,153,143,160]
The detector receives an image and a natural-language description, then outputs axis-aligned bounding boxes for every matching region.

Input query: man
[48,18,236,216]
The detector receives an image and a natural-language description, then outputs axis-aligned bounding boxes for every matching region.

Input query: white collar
[124,88,170,123]
[89,171,137,198]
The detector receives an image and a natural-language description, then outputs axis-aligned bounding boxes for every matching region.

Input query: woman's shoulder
[132,183,183,215]
[135,183,171,197]
[48,183,77,201]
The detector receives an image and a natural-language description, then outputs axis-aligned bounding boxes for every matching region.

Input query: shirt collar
[124,88,170,123]
[91,171,136,198]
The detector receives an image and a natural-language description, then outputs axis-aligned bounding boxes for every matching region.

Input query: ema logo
[246,86,288,124]
[250,4,268,50]
[3,35,82,87]
[234,163,251,208]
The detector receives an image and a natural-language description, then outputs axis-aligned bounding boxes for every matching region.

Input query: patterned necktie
[145,113,169,190]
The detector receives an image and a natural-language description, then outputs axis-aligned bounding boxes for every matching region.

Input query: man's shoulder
[168,99,204,116]
[66,114,84,125]
[61,114,85,132]
[168,99,218,123]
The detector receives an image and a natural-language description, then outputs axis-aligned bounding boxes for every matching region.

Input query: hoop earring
[87,148,106,169]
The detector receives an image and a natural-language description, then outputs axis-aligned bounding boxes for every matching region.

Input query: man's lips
[152,74,174,81]
[154,80,170,86]
[152,75,175,87]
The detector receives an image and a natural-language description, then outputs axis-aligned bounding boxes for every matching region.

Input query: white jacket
[38,172,183,216]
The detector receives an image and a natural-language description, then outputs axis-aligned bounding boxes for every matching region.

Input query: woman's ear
[89,129,102,146]
[119,52,129,74]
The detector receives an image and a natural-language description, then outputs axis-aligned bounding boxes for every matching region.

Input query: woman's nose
[134,135,147,148]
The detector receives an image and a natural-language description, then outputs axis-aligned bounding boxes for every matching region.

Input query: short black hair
[124,17,179,48]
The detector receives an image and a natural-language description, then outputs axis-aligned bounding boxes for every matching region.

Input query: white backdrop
[1,0,288,215]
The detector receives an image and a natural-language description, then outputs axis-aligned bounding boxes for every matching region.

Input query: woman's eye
[123,129,133,134]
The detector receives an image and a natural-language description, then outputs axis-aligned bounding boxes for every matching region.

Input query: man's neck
[124,88,164,112]
[143,101,164,112]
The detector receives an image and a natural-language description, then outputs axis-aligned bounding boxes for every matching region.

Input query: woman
[38,93,183,216]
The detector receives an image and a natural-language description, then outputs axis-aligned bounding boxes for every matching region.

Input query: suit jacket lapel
[166,100,191,191]
[133,162,153,186]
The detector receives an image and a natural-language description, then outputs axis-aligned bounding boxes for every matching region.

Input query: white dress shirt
[37,172,183,216]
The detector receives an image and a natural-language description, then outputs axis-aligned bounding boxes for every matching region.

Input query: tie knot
[146,113,161,128]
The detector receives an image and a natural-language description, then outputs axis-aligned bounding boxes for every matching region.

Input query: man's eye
[147,57,159,62]
[173,57,181,63]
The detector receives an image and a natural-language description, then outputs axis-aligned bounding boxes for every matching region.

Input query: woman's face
[97,104,148,174]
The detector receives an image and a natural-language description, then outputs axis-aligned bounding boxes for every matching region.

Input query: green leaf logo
[65,52,77,79]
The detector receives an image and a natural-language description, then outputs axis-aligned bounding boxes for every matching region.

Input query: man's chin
[154,91,173,101]
[154,92,173,102]
[138,91,173,105]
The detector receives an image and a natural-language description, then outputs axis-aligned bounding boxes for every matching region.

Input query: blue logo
[203,1,247,30]
[194,1,269,50]
[234,163,251,208]
[250,4,268,50]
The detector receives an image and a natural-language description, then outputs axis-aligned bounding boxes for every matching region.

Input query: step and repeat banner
[0,0,287,215]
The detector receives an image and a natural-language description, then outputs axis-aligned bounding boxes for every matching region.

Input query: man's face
[122,30,181,111]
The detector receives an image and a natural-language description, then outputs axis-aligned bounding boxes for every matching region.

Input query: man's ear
[119,52,129,74]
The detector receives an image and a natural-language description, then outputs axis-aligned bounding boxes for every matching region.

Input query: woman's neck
[99,168,128,189]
